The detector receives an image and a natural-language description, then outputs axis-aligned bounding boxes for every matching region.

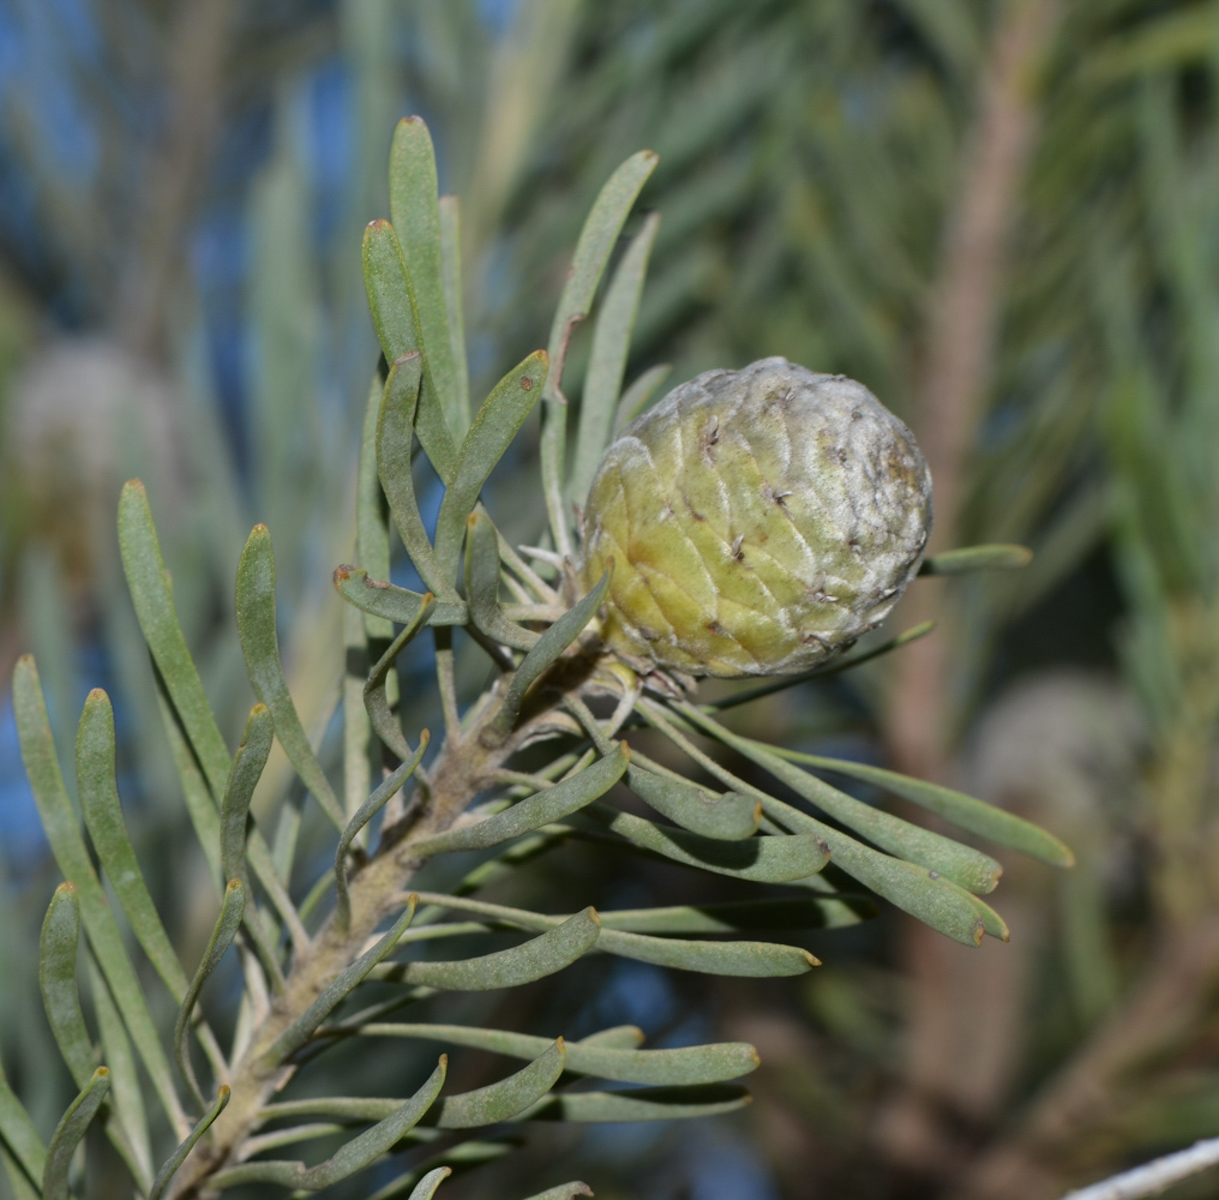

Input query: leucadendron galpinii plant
[4,117,1071,1200]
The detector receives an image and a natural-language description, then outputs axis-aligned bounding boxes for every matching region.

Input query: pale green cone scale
[579,357,933,678]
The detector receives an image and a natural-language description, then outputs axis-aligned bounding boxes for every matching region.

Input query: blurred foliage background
[4,0,1219,1197]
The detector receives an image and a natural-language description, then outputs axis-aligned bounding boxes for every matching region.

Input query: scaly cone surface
[580,357,933,677]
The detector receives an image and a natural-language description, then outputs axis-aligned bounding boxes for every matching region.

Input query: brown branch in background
[877,0,1062,1187]
[117,0,239,361]
[887,0,1061,783]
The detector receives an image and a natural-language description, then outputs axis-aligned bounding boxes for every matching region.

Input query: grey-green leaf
[486,568,612,745]
[541,149,660,555]
[376,353,454,598]
[413,745,629,857]
[362,1022,757,1086]
[362,221,456,480]
[397,908,600,991]
[264,899,418,1066]
[336,742,429,932]
[174,880,245,1108]
[597,896,877,934]
[77,689,189,1000]
[435,1041,566,1129]
[210,1059,446,1192]
[586,803,827,883]
[42,1068,110,1200]
[464,512,541,652]
[407,1167,452,1200]
[919,544,1033,575]
[333,565,468,627]
[221,705,274,884]
[782,750,1075,868]
[625,762,759,840]
[679,708,1002,895]
[39,884,95,1088]
[390,117,464,441]
[769,799,987,947]
[594,926,817,977]
[118,480,231,801]
[149,1086,230,1200]
[520,1084,750,1123]
[14,656,188,1135]
[438,195,469,421]
[433,350,548,578]
[569,210,660,507]
[236,524,344,828]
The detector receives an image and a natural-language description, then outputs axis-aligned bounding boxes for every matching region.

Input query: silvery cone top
[579,357,933,678]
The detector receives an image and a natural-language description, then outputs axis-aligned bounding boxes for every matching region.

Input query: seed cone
[579,357,933,678]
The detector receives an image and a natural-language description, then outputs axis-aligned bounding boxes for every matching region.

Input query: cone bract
[579,357,933,678]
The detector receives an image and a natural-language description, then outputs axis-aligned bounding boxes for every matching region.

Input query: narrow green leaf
[585,803,827,883]
[376,354,456,598]
[594,926,817,977]
[14,657,188,1135]
[362,221,457,480]
[520,1084,749,1123]
[42,1068,109,1200]
[39,884,95,1088]
[614,362,672,432]
[155,682,223,888]
[677,707,1002,895]
[569,211,660,506]
[357,369,394,641]
[0,1059,46,1188]
[413,744,628,857]
[333,566,468,627]
[336,744,429,932]
[86,958,152,1188]
[776,750,1075,868]
[486,568,612,745]
[148,1086,230,1200]
[210,1058,447,1191]
[519,1183,592,1200]
[412,894,815,978]
[436,1041,566,1129]
[361,1022,757,1086]
[264,899,418,1066]
[236,525,344,829]
[578,1026,643,1049]
[390,117,464,441]
[407,1167,452,1200]
[625,762,759,841]
[767,799,987,946]
[397,908,600,991]
[438,195,470,422]
[175,880,244,1108]
[363,598,435,761]
[542,150,660,556]
[221,706,274,884]
[919,544,1033,575]
[465,512,540,652]
[77,690,189,999]
[597,896,877,934]
[117,480,230,801]
[433,350,548,577]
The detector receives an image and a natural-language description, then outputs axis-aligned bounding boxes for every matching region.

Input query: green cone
[579,357,933,678]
